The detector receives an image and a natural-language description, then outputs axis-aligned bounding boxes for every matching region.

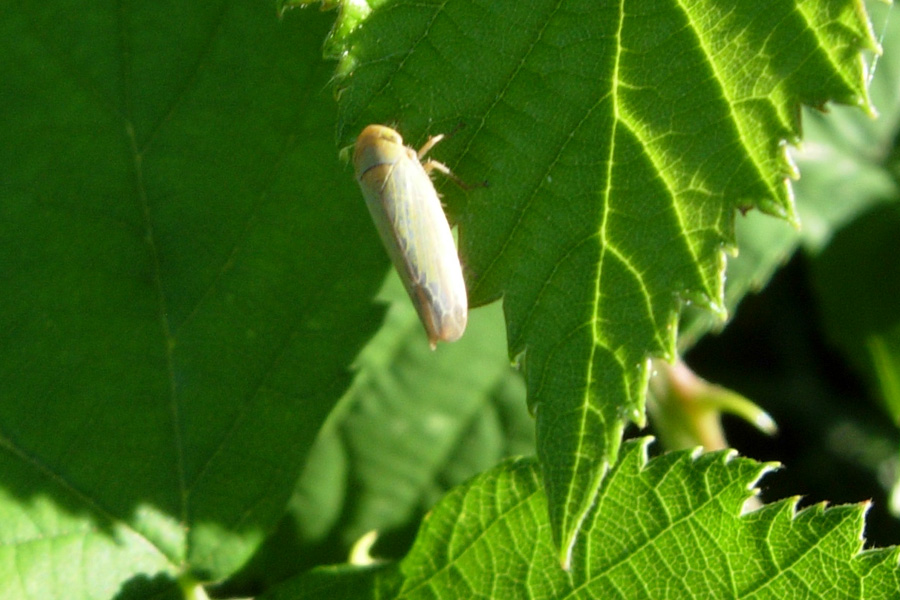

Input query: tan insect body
[353,124,468,348]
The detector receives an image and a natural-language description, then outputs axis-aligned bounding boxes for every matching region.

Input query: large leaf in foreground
[0,4,383,595]
[267,439,900,599]
[328,0,879,561]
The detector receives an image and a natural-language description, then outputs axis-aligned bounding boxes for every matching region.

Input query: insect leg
[423,158,487,191]
[417,134,445,160]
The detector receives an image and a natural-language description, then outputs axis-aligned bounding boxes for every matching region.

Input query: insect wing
[365,152,467,347]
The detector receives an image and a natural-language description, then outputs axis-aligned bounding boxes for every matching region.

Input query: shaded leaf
[216,273,528,593]
[812,204,900,424]
[0,3,385,593]
[313,272,521,547]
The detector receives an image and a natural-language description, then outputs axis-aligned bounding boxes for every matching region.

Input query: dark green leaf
[0,3,384,593]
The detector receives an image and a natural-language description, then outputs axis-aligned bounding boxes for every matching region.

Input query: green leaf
[265,440,900,599]
[215,273,530,592]
[330,0,879,561]
[680,0,897,348]
[676,1,900,434]
[317,273,524,547]
[812,205,900,424]
[0,3,387,593]
[3,1,893,596]
[803,2,900,428]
